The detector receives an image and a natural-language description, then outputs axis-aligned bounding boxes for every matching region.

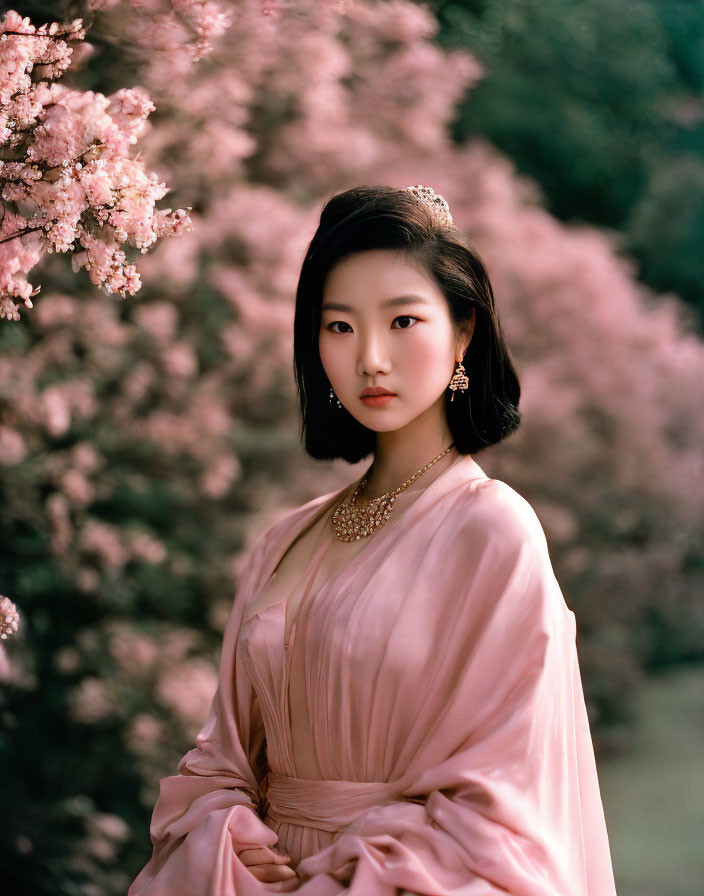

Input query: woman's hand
[237,845,300,885]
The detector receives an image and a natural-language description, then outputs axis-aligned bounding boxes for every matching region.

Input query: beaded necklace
[331,443,455,542]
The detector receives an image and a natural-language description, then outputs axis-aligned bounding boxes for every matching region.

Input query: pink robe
[128,454,617,895]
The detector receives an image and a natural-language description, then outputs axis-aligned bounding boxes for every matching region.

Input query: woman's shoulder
[452,470,549,555]
[450,471,570,624]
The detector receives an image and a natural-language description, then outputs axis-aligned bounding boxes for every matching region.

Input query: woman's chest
[246,511,366,631]
[244,528,448,682]
[243,486,451,665]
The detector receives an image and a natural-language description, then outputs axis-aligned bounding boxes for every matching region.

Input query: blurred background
[1,1,702,894]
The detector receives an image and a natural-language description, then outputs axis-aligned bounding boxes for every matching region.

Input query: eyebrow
[321,294,432,312]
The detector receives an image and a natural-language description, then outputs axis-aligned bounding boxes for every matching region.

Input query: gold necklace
[331,443,456,542]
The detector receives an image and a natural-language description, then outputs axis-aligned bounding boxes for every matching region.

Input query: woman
[128,185,617,895]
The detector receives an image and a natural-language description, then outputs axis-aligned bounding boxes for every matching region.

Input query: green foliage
[429,0,704,325]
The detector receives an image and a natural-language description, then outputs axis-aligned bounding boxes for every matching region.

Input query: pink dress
[128,453,618,896]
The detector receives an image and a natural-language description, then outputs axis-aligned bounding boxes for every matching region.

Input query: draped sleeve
[127,526,284,896]
[293,482,617,896]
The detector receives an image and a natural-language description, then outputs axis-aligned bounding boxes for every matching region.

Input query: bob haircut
[293,184,521,463]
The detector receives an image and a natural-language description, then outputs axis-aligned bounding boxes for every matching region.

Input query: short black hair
[293,184,521,462]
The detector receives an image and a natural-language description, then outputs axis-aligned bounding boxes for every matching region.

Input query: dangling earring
[448,358,469,402]
[329,386,342,409]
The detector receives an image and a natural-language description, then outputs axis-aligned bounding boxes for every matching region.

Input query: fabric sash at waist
[263,770,421,832]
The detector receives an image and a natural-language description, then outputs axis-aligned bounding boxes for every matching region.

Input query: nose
[356,329,392,378]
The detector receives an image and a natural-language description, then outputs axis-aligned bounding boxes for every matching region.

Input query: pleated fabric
[128,453,617,896]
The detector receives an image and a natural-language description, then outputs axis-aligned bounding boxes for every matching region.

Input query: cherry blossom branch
[0,225,45,245]
[0,8,194,321]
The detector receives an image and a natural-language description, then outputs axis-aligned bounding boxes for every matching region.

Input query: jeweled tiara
[403,184,453,226]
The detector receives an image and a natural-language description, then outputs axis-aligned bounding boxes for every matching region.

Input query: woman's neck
[362,440,459,499]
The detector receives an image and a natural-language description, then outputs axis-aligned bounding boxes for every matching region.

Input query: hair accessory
[403,184,453,226]
[448,358,469,401]
[332,443,455,541]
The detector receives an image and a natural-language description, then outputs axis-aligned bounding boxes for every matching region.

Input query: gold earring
[448,359,469,401]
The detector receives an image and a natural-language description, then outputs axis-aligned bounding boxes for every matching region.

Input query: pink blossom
[32,293,78,328]
[77,0,234,91]
[155,656,218,728]
[26,91,103,167]
[0,206,43,319]
[70,441,104,474]
[122,361,157,403]
[60,468,96,506]
[0,596,19,640]
[160,627,201,663]
[200,453,241,498]
[54,645,82,674]
[84,834,118,863]
[0,11,83,104]
[134,300,179,343]
[78,164,114,207]
[68,676,122,724]
[40,380,97,436]
[127,531,168,564]
[1,11,193,314]
[161,341,198,378]
[0,642,33,685]
[106,620,160,676]
[137,224,200,290]
[79,519,128,570]
[126,712,164,753]
[89,811,130,843]
[138,411,195,452]
[45,492,73,556]
[206,598,233,633]
[41,386,71,436]
[106,86,156,146]
[75,567,101,593]
[0,426,26,465]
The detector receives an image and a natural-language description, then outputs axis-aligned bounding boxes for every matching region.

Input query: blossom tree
[0,8,197,321]
[0,1,702,893]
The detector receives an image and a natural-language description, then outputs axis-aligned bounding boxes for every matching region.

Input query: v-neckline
[282,508,335,648]
[253,450,488,624]
[252,451,488,780]
[279,466,451,648]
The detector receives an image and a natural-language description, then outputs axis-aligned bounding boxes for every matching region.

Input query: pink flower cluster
[0,595,19,639]
[260,0,352,19]
[88,0,233,64]
[0,8,193,320]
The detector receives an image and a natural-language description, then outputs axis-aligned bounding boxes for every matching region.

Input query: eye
[325,315,421,334]
[391,315,420,329]
[327,321,353,334]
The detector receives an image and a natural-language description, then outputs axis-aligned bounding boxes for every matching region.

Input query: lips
[360,388,395,398]
[360,390,396,407]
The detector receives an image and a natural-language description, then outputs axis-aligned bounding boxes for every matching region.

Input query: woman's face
[319,249,474,436]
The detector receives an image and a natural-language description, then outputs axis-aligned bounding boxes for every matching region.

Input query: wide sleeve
[127,534,283,896]
[293,491,617,896]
